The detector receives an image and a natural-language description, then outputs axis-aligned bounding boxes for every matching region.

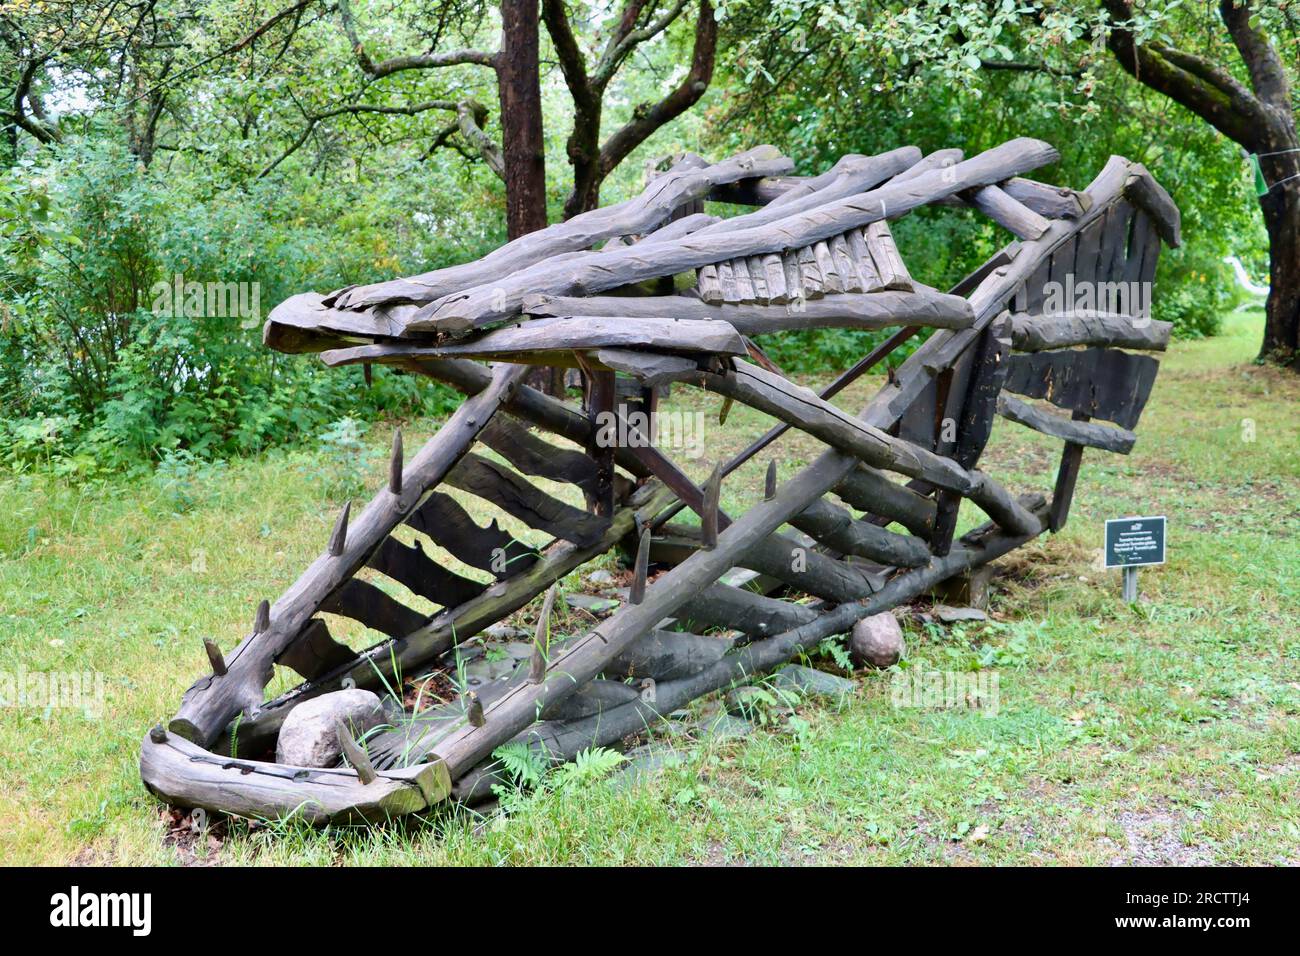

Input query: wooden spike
[333,719,377,785]
[466,691,485,728]
[529,584,559,684]
[254,599,270,635]
[718,396,734,425]
[203,639,227,677]
[329,501,351,556]
[764,460,777,501]
[701,463,722,550]
[388,429,404,495]
[630,528,651,605]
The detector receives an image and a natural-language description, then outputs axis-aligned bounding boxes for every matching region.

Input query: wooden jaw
[146,143,1176,825]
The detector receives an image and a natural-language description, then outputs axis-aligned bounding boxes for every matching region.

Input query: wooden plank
[322,578,429,638]
[830,233,863,292]
[731,257,756,301]
[274,618,356,683]
[864,221,913,291]
[997,394,1136,453]
[798,245,825,297]
[446,453,610,546]
[812,240,843,293]
[406,491,539,578]
[478,414,600,500]
[1049,410,1091,532]
[367,535,486,608]
[717,259,737,302]
[697,264,723,304]
[1123,164,1181,246]
[747,255,770,303]
[762,253,789,304]
[1001,346,1158,429]
[1071,213,1106,283]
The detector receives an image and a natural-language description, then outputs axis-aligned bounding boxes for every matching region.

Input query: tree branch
[598,0,716,177]
[337,0,497,78]
[1219,0,1293,111]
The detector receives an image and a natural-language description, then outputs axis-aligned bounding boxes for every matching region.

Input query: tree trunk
[497,0,547,239]
[1258,151,1300,368]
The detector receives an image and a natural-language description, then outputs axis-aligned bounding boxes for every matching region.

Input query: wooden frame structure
[141,139,1180,822]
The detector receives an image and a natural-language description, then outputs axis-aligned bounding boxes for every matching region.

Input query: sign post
[1104,516,1166,603]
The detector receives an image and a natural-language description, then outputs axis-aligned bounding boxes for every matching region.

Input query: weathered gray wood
[334,719,378,785]
[997,394,1137,453]
[478,414,600,501]
[329,147,794,310]
[1123,164,1181,246]
[1002,346,1158,429]
[676,582,820,637]
[789,498,930,567]
[834,465,937,538]
[140,729,449,824]
[406,491,538,578]
[966,184,1051,240]
[322,578,429,638]
[1001,177,1090,218]
[367,535,486,608]
[446,453,610,546]
[604,629,734,682]
[1007,310,1171,351]
[697,264,723,303]
[863,221,913,291]
[169,363,529,749]
[321,315,748,368]
[410,139,1059,330]
[522,288,975,335]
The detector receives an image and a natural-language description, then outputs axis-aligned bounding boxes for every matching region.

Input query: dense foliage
[0,0,1278,465]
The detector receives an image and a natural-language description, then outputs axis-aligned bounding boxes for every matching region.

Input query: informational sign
[1104,516,1166,569]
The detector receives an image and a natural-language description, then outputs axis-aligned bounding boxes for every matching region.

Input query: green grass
[2,308,1297,865]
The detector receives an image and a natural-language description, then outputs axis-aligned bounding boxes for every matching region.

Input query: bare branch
[338,0,497,78]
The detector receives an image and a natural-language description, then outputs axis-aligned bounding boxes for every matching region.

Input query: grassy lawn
[2,308,1296,866]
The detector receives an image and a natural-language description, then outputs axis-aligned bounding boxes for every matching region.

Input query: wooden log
[1001,347,1158,429]
[789,498,930,567]
[629,529,651,605]
[604,629,735,682]
[522,288,975,335]
[965,184,1052,240]
[676,582,820,637]
[997,394,1137,453]
[168,363,529,749]
[1123,164,1181,246]
[730,257,756,301]
[700,360,1038,535]
[697,264,723,303]
[329,146,794,310]
[388,430,404,495]
[320,315,749,368]
[1001,178,1091,218]
[798,245,825,297]
[717,259,737,302]
[140,729,448,824]
[454,499,1050,804]
[831,234,863,292]
[445,453,610,546]
[746,255,770,303]
[835,465,937,538]
[812,240,843,293]
[1007,310,1172,352]
[1048,411,1091,532]
[410,138,1059,330]
[701,463,722,549]
[863,221,913,291]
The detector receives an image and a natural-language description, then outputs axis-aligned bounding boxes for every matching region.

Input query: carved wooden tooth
[466,691,485,728]
[254,599,270,635]
[328,501,351,556]
[718,396,734,425]
[630,528,651,605]
[529,583,560,684]
[389,429,404,495]
[765,460,778,501]
[701,463,722,549]
[334,719,377,785]
[203,639,227,677]
[149,724,167,744]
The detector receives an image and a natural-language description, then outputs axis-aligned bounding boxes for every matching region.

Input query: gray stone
[461,655,520,689]
[275,689,385,768]
[772,663,858,699]
[697,713,755,741]
[483,622,526,641]
[587,569,616,585]
[850,612,905,668]
[612,744,685,789]
[934,605,989,624]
